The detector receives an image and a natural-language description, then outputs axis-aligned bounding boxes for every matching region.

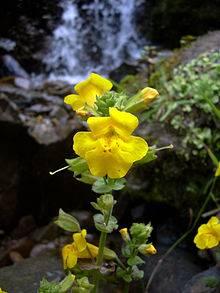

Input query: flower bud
[140,87,159,105]
[138,244,157,255]
[124,87,159,113]
[119,228,130,241]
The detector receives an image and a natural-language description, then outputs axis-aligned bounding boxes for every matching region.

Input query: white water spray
[43,0,143,83]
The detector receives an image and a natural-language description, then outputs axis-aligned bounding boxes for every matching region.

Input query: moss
[144,50,220,160]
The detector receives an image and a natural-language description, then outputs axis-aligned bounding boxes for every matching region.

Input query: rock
[144,246,202,293]
[0,79,91,232]
[0,54,29,78]
[183,266,220,293]
[145,0,220,48]
[180,31,220,63]
[0,253,63,293]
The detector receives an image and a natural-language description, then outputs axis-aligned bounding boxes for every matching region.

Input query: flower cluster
[64,73,158,179]
[194,216,220,249]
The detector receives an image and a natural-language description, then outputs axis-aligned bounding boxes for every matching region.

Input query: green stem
[123,282,130,293]
[96,232,107,266]
[94,195,114,292]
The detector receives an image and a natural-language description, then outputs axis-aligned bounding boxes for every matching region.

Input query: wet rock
[144,246,202,293]
[0,79,91,232]
[0,253,63,293]
[145,0,220,48]
[183,266,220,293]
[0,54,29,78]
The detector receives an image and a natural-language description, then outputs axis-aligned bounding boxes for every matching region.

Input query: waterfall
[43,0,144,83]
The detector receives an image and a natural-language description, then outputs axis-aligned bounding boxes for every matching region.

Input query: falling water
[43,0,144,83]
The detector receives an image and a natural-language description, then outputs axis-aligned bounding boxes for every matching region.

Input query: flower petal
[109,107,138,136]
[73,230,87,252]
[194,234,207,249]
[207,216,219,227]
[89,73,113,92]
[64,94,84,110]
[73,132,97,158]
[117,136,148,163]
[87,117,112,136]
[62,244,78,269]
[206,234,219,248]
[197,224,212,235]
[74,73,112,107]
[77,243,99,259]
[85,144,132,178]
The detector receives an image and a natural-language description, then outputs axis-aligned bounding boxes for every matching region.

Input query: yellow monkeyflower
[0,289,7,293]
[64,73,112,113]
[145,244,157,255]
[62,229,98,269]
[138,243,157,255]
[119,228,130,241]
[140,87,159,106]
[124,87,159,113]
[73,107,148,178]
[215,162,220,177]
[194,216,220,250]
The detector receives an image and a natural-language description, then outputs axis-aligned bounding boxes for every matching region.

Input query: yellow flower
[64,73,112,113]
[62,229,98,269]
[73,107,148,178]
[140,87,159,106]
[0,289,7,293]
[124,87,159,113]
[138,244,157,255]
[194,216,220,249]
[145,244,157,255]
[119,228,130,241]
[215,162,220,177]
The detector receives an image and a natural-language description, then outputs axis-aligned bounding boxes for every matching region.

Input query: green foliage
[117,222,153,283]
[145,50,220,159]
[94,91,127,116]
[202,276,220,288]
[74,277,94,293]
[130,223,153,245]
[92,194,118,233]
[54,209,81,232]
[92,177,126,194]
[38,274,75,293]
[93,214,118,233]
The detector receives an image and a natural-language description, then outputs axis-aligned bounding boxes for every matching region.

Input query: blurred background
[0,0,220,292]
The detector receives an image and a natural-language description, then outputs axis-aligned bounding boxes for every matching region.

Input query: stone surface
[183,265,220,293]
[0,253,63,293]
[0,79,91,232]
[144,246,202,293]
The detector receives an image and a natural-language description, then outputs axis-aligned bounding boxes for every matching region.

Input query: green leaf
[38,278,60,293]
[127,256,144,266]
[136,149,157,165]
[92,177,126,194]
[93,214,118,233]
[103,247,117,260]
[75,277,94,293]
[116,267,132,283]
[131,266,144,280]
[54,209,81,232]
[59,274,75,293]
[122,245,132,258]
[77,171,98,184]
[65,157,88,175]
[206,147,219,167]
[91,194,116,215]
